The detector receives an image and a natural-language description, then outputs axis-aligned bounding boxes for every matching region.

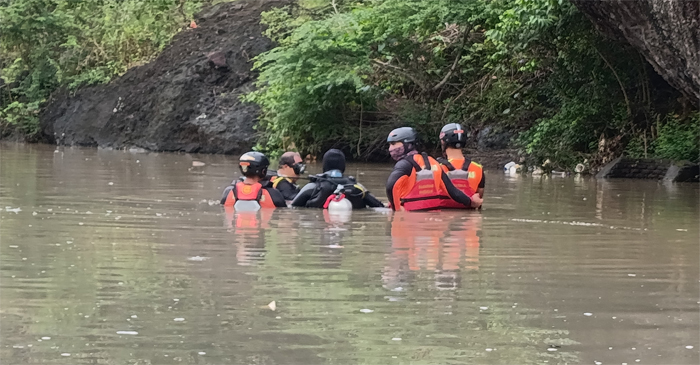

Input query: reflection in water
[225,206,274,266]
[383,212,481,293]
[1,144,698,365]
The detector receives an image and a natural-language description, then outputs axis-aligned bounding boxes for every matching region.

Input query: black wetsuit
[270,177,300,201]
[292,172,384,209]
[385,156,475,210]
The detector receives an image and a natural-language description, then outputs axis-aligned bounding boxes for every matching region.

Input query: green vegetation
[1,0,696,166]
[246,0,698,167]
[0,0,214,135]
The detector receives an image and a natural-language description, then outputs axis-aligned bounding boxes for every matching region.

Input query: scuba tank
[325,184,353,212]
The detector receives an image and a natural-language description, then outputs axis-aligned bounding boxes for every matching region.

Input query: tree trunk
[571,0,700,102]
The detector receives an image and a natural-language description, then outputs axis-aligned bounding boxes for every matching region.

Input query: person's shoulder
[394,158,414,169]
[265,186,283,197]
[468,160,483,169]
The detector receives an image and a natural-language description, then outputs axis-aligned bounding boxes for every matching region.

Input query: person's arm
[266,188,288,208]
[220,185,234,205]
[385,159,413,211]
[363,192,385,208]
[277,180,299,201]
[291,182,316,207]
[355,182,385,207]
[441,173,482,208]
[477,172,485,198]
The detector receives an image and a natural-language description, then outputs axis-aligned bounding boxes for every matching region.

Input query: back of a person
[293,149,384,209]
[398,153,449,211]
[306,173,367,209]
[220,151,287,210]
[438,157,483,209]
[386,126,481,211]
[436,123,484,209]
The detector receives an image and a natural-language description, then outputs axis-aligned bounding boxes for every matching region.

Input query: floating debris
[108,182,114,186]
[268,301,277,311]
[548,348,558,352]
[41,337,51,340]
[479,306,489,311]
[5,207,21,213]
[628,274,637,277]
[583,313,593,316]
[9,245,18,248]
[187,256,209,261]
[198,352,206,355]
[686,345,694,349]
[359,309,374,313]
[116,331,138,335]
[173,318,185,322]
[61,353,71,357]
[391,337,402,341]
[192,161,206,167]
[485,348,493,352]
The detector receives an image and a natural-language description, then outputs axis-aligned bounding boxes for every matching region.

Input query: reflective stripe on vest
[400,153,449,211]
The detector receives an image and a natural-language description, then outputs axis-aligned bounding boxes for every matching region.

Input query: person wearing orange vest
[385,127,482,211]
[220,151,287,209]
[436,123,484,209]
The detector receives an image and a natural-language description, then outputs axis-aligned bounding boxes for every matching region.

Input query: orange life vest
[438,158,483,209]
[222,182,277,209]
[399,153,450,211]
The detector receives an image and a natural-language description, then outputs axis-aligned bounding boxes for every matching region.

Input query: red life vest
[223,182,277,209]
[400,153,450,211]
[438,158,483,209]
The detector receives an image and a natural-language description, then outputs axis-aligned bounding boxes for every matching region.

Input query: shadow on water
[0,143,698,364]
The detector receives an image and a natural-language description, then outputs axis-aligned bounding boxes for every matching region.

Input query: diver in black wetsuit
[291,149,384,209]
[268,151,305,201]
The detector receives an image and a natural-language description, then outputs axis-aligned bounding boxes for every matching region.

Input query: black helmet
[239,151,269,178]
[387,127,418,144]
[440,123,467,149]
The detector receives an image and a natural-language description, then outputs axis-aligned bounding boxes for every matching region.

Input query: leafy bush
[654,113,699,162]
[0,0,213,134]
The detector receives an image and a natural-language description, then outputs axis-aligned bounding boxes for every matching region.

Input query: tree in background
[246,0,697,168]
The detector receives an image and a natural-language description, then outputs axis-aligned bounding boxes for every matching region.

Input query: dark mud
[40,0,292,154]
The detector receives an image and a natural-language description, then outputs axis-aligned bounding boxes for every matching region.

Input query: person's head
[239,151,270,181]
[387,127,418,161]
[439,123,467,153]
[277,151,304,177]
[322,149,346,174]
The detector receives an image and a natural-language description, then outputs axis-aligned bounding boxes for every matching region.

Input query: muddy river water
[1,143,698,364]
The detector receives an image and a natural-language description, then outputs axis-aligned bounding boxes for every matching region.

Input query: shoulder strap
[271,176,285,188]
[256,185,264,201]
[404,155,422,172]
[232,183,239,200]
[462,158,472,171]
[437,157,455,171]
[420,153,431,169]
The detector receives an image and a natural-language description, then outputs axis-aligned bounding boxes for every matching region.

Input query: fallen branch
[372,58,428,91]
[433,28,468,91]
